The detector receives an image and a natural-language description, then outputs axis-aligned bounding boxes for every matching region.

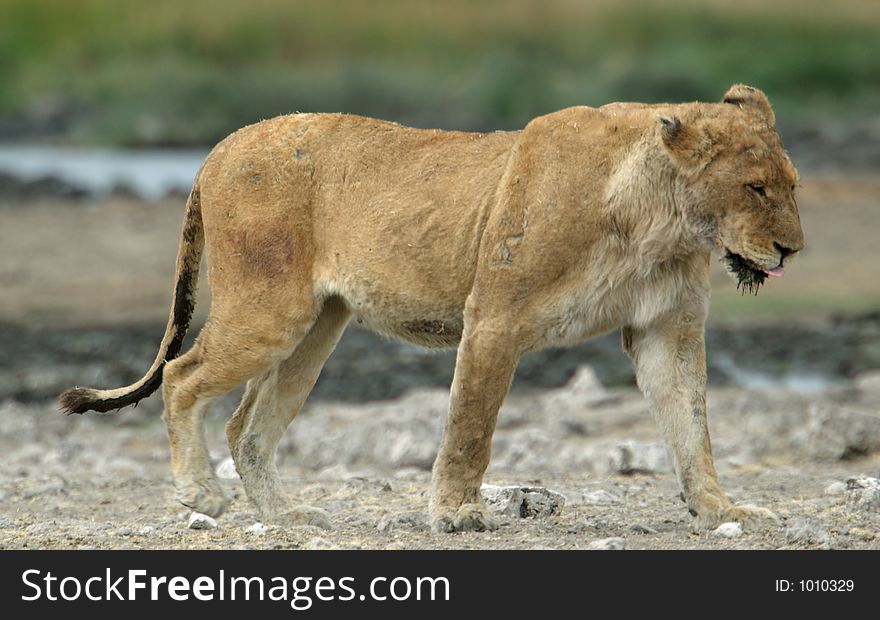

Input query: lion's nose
[774,241,800,259]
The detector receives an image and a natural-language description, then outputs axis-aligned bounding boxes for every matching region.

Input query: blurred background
[0,0,880,398]
[1,0,879,549]
[2,0,879,389]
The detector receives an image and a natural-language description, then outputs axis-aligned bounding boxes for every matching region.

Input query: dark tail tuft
[59,387,99,415]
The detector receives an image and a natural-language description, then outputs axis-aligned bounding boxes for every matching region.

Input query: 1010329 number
[776,579,854,592]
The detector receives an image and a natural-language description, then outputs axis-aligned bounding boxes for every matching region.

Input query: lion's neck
[603,139,709,264]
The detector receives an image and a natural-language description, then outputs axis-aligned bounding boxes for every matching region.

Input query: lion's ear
[658,115,706,165]
[722,84,775,127]
[659,115,681,142]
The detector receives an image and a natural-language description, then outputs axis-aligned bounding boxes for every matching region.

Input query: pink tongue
[764,266,785,278]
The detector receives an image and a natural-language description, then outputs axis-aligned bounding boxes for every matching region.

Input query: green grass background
[1,0,879,146]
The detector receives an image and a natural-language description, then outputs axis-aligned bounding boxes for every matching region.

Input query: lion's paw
[177,480,229,518]
[689,493,779,532]
[272,505,333,530]
[721,504,780,532]
[431,503,498,533]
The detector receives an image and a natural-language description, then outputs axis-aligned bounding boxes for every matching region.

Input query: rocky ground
[1,362,878,550]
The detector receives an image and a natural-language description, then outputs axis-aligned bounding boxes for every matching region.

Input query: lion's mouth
[723,250,768,295]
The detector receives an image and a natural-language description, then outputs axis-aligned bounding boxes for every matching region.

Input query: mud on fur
[723,250,767,296]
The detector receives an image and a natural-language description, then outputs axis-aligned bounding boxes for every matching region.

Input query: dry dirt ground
[1,174,879,550]
[1,373,879,550]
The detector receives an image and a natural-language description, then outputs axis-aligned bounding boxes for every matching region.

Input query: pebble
[588,537,626,550]
[712,522,743,538]
[246,522,269,535]
[187,512,218,530]
[138,526,155,536]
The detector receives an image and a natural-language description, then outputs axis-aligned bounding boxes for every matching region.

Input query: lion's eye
[748,184,766,198]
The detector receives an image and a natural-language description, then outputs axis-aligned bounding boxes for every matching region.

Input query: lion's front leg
[623,318,778,532]
[430,317,520,533]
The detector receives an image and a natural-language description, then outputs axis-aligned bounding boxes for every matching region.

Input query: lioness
[61,84,803,533]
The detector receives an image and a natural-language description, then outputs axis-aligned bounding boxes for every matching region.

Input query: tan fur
[62,84,804,532]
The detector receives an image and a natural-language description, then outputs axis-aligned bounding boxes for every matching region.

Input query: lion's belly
[317,268,467,349]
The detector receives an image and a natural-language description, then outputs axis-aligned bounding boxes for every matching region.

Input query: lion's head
[659,84,805,294]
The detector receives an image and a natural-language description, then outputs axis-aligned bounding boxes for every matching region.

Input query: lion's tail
[59,185,205,414]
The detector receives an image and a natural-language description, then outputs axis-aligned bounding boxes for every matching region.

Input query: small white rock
[713,522,743,538]
[824,481,847,496]
[138,526,155,536]
[216,458,240,480]
[187,512,218,530]
[588,537,626,550]
[246,522,269,535]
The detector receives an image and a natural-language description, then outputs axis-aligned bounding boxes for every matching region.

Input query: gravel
[784,520,831,547]
[2,359,880,550]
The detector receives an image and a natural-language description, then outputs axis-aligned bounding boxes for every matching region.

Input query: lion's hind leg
[226,297,351,528]
[162,300,319,518]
